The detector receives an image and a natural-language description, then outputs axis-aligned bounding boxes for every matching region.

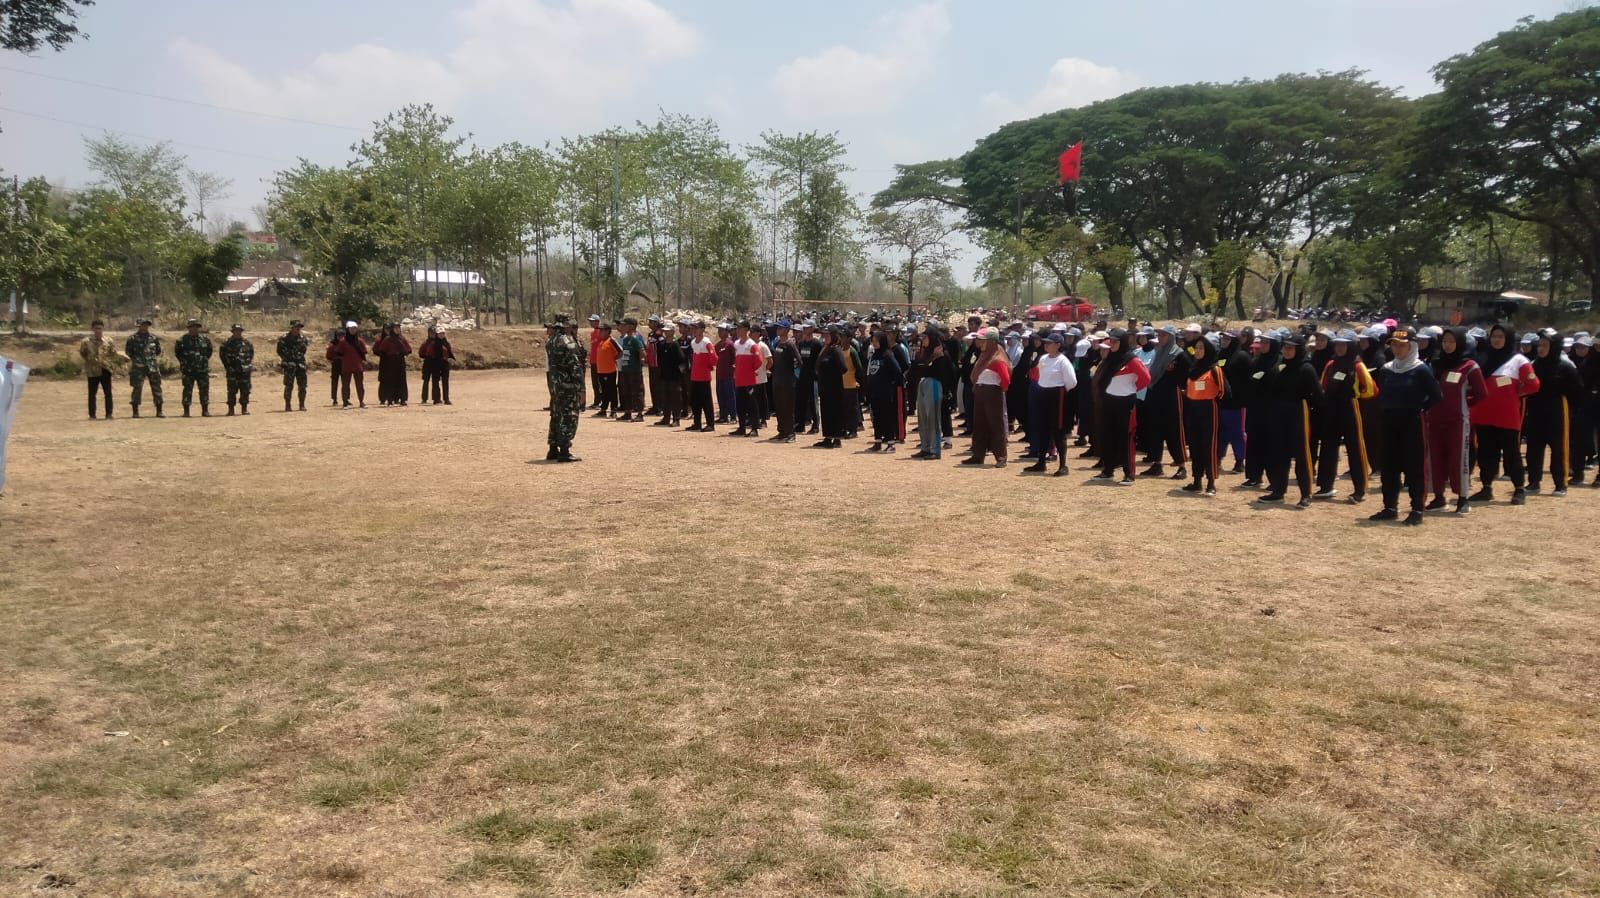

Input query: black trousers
[1265,400,1314,500]
[737,385,760,431]
[795,379,816,430]
[1029,385,1068,463]
[1145,391,1185,466]
[1381,409,1427,511]
[619,371,644,415]
[820,385,847,439]
[597,372,618,412]
[87,372,112,417]
[1525,406,1570,490]
[1475,424,1525,490]
[1244,404,1267,481]
[283,369,308,406]
[1317,398,1370,496]
[1184,397,1219,483]
[1360,397,1385,473]
[646,365,661,412]
[330,368,340,403]
[871,389,904,442]
[422,362,450,403]
[772,379,795,437]
[690,381,714,429]
[844,388,861,435]
[590,366,602,406]
[340,370,365,405]
[656,377,681,424]
[1099,394,1137,478]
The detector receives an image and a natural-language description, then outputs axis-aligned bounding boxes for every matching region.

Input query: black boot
[201,404,211,418]
[1025,459,1047,473]
[182,406,191,418]
[546,446,560,461]
[240,403,248,416]
[132,406,141,419]
[227,405,236,416]
[557,444,581,463]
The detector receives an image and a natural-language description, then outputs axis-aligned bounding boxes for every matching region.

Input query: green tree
[183,238,244,304]
[355,104,465,283]
[0,176,74,331]
[866,203,958,311]
[433,146,529,323]
[792,169,859,301]
[2,0,94,53]
[1417,9,1600,302]
[749,130,850,291]
[268,162,401,324]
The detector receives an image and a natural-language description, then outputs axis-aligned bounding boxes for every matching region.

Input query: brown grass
[1,369,1596,897]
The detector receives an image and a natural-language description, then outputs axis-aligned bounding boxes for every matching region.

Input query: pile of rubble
[401,304,478,331]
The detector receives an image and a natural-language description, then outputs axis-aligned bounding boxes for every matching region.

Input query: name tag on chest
[1333,372,1347,381]
[1496,375,1512,388]
[1446,371,1462,384]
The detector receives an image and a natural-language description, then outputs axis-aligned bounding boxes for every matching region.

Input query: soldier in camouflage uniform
[124,318,165,418]
[175,318,214,417]
[220,323,255,415]
[545,317,584,462]
[277,320,310,412]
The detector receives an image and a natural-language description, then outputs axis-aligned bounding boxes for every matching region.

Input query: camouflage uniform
[546,325,585,460]
[277,327,310,411]
[219,332,255,414]
[124,330,164,416]
[175,328,214,416]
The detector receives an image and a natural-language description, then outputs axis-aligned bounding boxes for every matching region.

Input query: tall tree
[84,134,186,211]
[268,161,401,324]
[1,0,94,53]
[185,169,233,236]
[354,104,465,287]
[866,203,958,312]
[433,146,529,323]
[0,176,72,330]
[749,130,849,291]
[1417,8,1600,302]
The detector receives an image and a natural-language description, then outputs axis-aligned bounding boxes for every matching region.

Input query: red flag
[1058,142,1082,184]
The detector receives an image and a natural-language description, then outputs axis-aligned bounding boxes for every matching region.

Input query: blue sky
[0,0,1575,282]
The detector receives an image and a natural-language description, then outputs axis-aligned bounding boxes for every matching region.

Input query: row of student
[577,314,1594,526]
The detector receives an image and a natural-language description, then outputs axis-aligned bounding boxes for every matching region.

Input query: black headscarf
[1531,330,1565,382]
[1432,327,1469,378]
[1478,324,1518,374]
[1187,334,1218,379]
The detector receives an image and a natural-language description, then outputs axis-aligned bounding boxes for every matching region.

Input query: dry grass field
[1,368,1597,898]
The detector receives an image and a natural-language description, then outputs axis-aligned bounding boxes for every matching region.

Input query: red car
[1025,296,1097,322]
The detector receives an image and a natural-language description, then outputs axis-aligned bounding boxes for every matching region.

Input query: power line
[0,105,294,164]
[0,64,364,132]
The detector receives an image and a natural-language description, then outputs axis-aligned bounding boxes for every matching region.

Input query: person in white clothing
[1026,332,1079,475]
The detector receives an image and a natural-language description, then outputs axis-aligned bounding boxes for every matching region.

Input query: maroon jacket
[329,335,369,375]
[374,335,412,358]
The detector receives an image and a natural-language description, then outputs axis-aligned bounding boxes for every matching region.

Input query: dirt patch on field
[1,370,1596,897]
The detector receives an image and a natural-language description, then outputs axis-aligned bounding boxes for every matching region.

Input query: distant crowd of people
[551,311,1598,525]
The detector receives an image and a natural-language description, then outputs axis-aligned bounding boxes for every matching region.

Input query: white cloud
[167,0,698,126]
[980,57,1139,125]
[771,1,950,118]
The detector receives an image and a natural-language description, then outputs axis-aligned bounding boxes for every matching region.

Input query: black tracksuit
[1526,353,1583,491]
[1375,361,1443,512]
[1262,352,1323,500]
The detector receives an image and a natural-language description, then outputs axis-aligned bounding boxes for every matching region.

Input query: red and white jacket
[1105,358,1152,397]
[1469,354,1538,431]
[974,356,1012,390]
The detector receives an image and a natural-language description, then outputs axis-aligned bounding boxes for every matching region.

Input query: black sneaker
[1241,479,1261,488]
[867,442,883,452]
[1296,496,1312,508]
[1116,477,1135,486]
[1181,482,1201,492]
[1511,489,1527,506]
[1456,497,1470,514]
[959,457,986,466]
[1425,495,1448,511]
[1313,488,1337,500]
[1369,508,1399,521]
[1403,510,1424,526]
[1258,493,1285,503]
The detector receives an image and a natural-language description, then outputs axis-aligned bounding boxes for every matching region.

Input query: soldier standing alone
[545,318,584,462]
[125,318,165,418]
[175,319,214,417]
[220,324,255,415]
[277,320,310,412]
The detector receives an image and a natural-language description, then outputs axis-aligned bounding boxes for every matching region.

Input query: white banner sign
[0,354,29,494]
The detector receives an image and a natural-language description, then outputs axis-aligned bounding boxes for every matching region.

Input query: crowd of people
[77,319,460,417]
[545,311,1600,525]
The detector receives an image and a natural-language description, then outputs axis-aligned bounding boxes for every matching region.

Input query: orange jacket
[593,337,620,375]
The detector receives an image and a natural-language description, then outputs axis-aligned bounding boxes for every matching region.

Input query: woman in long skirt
[813,328,848,450]
[960,327,1013,468]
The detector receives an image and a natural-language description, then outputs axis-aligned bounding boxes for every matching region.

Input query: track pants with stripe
[1381,409,1427,511]
[1244,404,1267,482]
[1028,385,1069,463]
[1098,395,1137,479]
[1474,424,1524,491]
[871,389,905,443]
[1317,399,1370,497]
[1525,401,1570,491]
[1424,411,1471,498]
[1264,400,1314,500]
